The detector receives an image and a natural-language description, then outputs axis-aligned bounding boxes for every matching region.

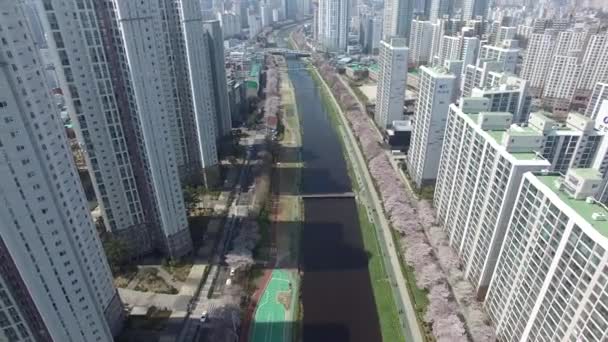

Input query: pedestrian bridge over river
[300,192,356,199]
[264,48,311,58]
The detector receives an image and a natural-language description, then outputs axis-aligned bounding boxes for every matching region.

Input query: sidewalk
[118,288,180,309]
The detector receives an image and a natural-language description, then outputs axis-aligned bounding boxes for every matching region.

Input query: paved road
[314,67,424,342]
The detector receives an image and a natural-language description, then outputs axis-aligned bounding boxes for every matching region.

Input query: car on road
[200,311,208,324]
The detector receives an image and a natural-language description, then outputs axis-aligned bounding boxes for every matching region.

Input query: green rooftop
[368,64,379,73]
[249,62,261,78]
[511,152,540,160]
[487,130,505,143]
[569,168,603,181]
[507,125,540,136]
[463,114,545,162]
[537,175,608,238]
[347,63,366,71]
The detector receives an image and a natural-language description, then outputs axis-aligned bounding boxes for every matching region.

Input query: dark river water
[287,59,382,342]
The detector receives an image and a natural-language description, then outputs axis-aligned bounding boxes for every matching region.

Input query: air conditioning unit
[591,212,606,221]
[586,197,595,204]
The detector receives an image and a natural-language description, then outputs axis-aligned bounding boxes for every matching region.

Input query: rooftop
[507,125,541,136]
[465,113,545,162]
[249,62,261,78]
[346,63,366,71]
[420,65,455,79]
[536,175,608,239]
[569,168,603,181]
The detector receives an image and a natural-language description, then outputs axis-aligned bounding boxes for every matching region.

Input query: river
[287,58,382,342]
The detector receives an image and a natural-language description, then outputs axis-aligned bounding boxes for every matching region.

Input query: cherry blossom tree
[312,58,496,341]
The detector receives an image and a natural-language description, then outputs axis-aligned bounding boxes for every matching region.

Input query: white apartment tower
[495,26,516,45]
[436,35,461,66]
[317,0,349,51]
[407,66,455,187]
[176,0,220,170]
[577,34,608,93]
[383,0,413,41]
[470,74,531,123]
[41,0,195,258]
[462,0,487,20]
[429,19,446,65]
[429,0,453,21]
[585,83,608,120]
[204,19,233,139]
[542,55,582,112]
[520,32,556,90]
[479,44,519,74]
[528,112,604,173]
[375,38,409,128]
[409,20,433,66]
[434,99,551,298]
[112,0,195,257]
[486,169,608,342]
[0,1,122,340]
[461,60,502,97]
[461,36,480,68]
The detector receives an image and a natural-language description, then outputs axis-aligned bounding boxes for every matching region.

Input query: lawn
[132,268,178,294]
[357,203,406,342]
[161,260,193,282]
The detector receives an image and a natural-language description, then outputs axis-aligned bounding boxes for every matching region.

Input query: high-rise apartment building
[585,83,608,120]
[436,35,461,66]
[297,0,312,17]
[462,60,502,97]
[375,38,409,128]
[577,34,608,94]
[479,44,519,73]
[528,112,604,173]
[41,0,154,254]
[486,168,608,342]
[0,2,122,340]
[175,0,220,172]
[495,26,516,45]
[359,14,383,54]
[471,74,531,123]
[260,3,273,27]
[40,0,218,258]
[434,98,551,298]
[462,0,488,20]
[112,0,199,256]
[383,0,413,41]
[520,31,556,90]
[461,36,480,68]
[317,0,350,51]
[429,0,453,21]
[542,55,582,112]
[407,66,455,187]
[204,20,232,139]
[409,20,433,66]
